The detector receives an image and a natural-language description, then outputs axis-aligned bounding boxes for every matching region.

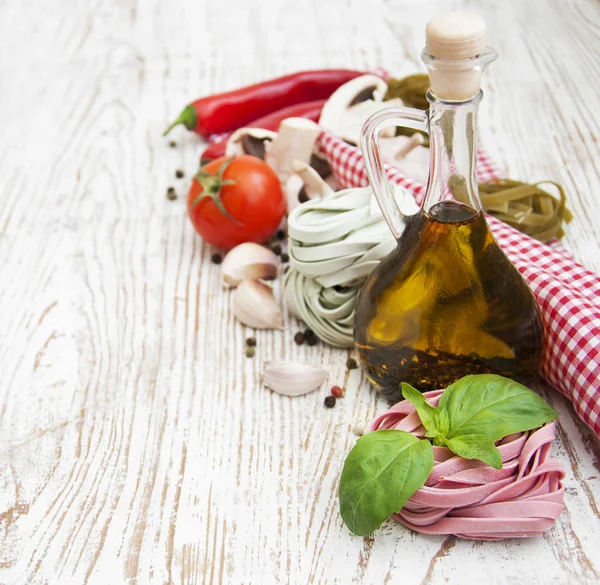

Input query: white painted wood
[1,0,599,583]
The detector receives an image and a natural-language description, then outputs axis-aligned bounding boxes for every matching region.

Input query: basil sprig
[338,374,558,536]
[338,431,434,537]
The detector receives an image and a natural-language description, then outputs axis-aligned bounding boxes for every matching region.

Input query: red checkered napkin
[319,131,600,438]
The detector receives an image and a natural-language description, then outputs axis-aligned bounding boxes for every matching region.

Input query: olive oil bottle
[355,12,544,400]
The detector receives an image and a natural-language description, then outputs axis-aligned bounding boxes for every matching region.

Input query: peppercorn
[304,329,316,345]
[169,140,177,148]
[246,337,257,347]
[166,187,177,200]
[346,358,359,370]
[245,346,255,358]
[276,229,286,240]
[175,169,184,178]
[211,253,222,264]
[331,385,345,398]
[324,395,336,408]
[281,252,289,263]
[294,332,304,345]
[272,244,282,256]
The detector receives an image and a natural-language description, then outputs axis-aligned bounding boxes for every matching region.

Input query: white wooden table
[1,0,600,583]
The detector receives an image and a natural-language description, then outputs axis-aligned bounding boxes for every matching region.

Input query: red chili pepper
[200,99,326,163]
[164,69,363,137]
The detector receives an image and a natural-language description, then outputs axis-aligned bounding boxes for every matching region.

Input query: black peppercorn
[281,252,289,263]
[175,169,184,178]
[304,328,315,340]
[211,253,222,264]
[324,395,336,408]
[294,332,304,345]
[166,187,177,200]
[272,244,282,256]
[276,229,286,240]
[307,336,318,346]
[246,337,257,347]
[346,358,359,370]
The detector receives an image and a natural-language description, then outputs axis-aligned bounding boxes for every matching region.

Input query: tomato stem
[191,158,242,225]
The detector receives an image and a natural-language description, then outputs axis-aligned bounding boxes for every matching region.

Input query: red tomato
[187,155,285,249]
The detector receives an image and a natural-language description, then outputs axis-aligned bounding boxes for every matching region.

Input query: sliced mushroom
[283,174,306,214]
[265,118,321,182]
[291,160,334,199]
[319,74,404,144]
[262,118,323,213]
[225,128,277,158]
[378,134,430,186]
[349,84,378,106]
[309,152,332,179]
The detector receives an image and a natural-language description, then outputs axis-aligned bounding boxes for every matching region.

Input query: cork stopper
[424,12,490,101]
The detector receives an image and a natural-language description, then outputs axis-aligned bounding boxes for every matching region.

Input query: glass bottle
[354,12,544,401]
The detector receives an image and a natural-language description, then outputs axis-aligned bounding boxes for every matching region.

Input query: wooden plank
[0,0,599,583]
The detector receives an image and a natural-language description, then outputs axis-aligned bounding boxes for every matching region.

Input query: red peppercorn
[331,385,345,398]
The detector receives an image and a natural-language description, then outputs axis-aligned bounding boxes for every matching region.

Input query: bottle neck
[422,90,483,216]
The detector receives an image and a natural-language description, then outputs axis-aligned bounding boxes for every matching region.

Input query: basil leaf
[438,407,450,436]
[401,383,441,437]
[445,434,503,470]
[438,374,558,441]
[339,430,434,536]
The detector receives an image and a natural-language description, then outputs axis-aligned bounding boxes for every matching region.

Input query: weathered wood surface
[1,0,599,583]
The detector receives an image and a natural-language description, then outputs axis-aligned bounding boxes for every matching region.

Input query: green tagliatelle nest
[284,185,418,347]
[479,180,572,242]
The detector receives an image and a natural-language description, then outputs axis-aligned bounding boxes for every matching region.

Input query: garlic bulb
[262,361,327,396]
[222,243,279,287]
[233,280,284,329]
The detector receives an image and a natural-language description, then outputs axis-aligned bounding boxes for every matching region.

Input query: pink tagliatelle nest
[368,390,565,540]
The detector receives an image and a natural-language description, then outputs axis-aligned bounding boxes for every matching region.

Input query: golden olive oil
[354,201,544,401]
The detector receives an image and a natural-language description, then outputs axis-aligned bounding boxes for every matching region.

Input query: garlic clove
[262,360,327,396]
[233,280,284,330]
[222,242,279,287]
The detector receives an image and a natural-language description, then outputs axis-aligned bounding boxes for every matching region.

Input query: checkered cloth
[318,131,600,438]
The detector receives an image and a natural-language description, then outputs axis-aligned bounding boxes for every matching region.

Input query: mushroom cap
[225,128,277,158]
[319,74,401,144]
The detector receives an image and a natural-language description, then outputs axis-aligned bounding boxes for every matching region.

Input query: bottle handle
[360,107,429,239]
